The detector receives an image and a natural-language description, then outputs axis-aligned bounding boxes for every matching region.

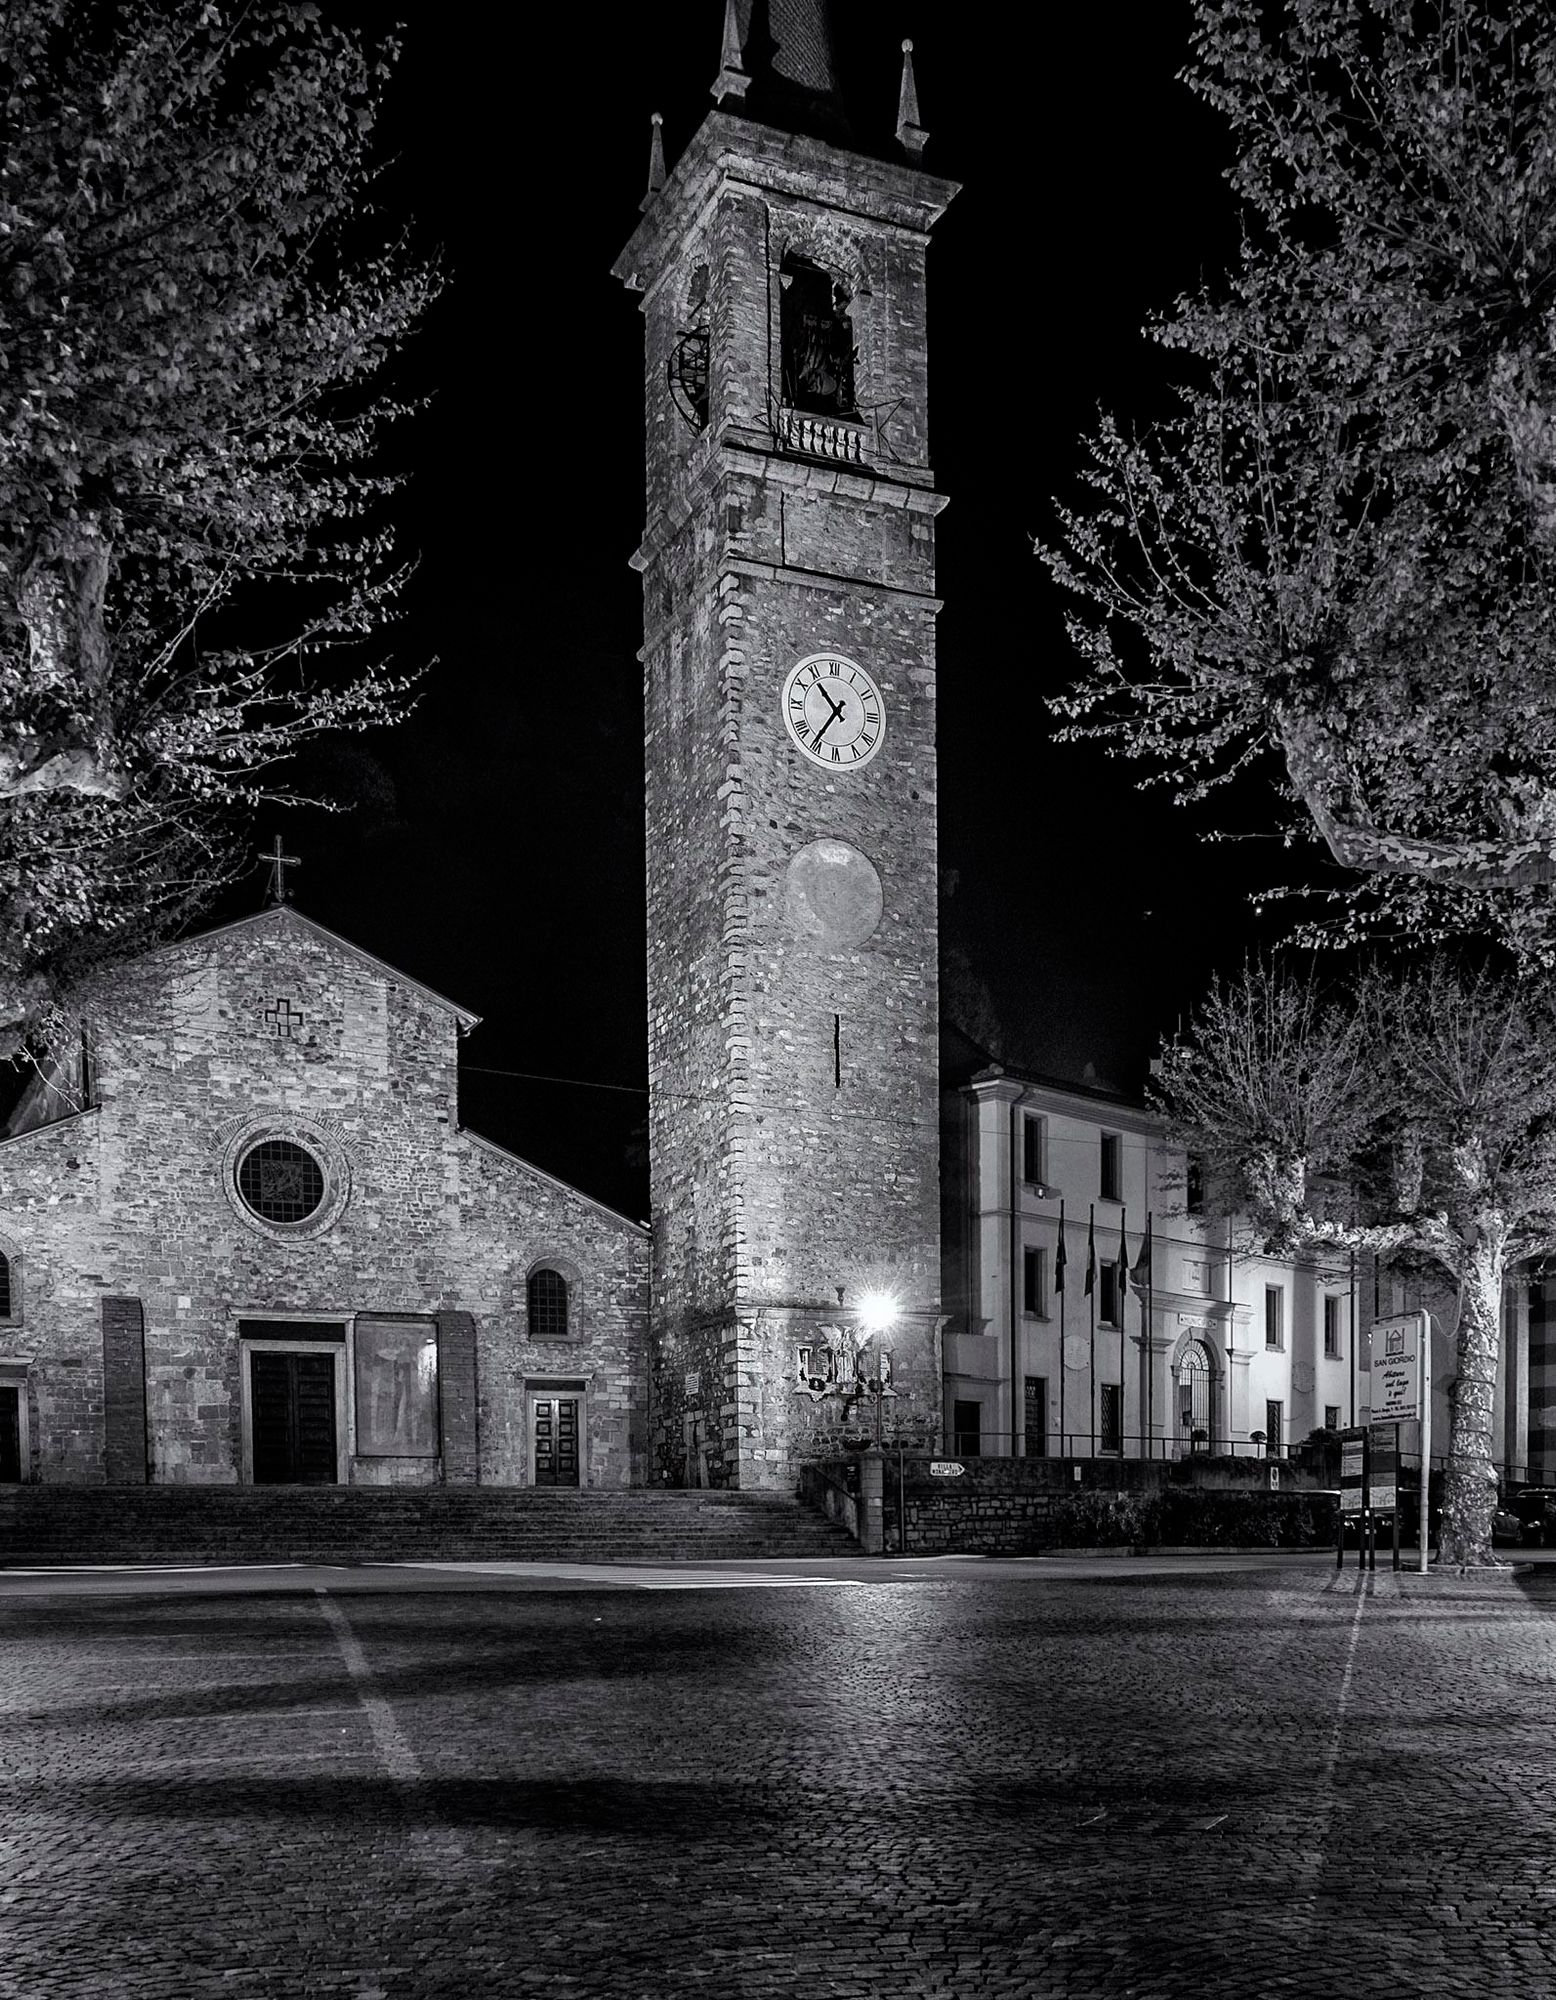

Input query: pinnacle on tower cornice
[712,0,751,104]
[640,111,667,213]
[895,38,928,161]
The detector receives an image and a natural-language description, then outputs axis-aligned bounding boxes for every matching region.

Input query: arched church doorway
[1178,1339,1215,1452]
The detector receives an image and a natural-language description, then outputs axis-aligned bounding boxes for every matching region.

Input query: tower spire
[895,38,928,161]
[640,111,666,213]
[712,0,750,104]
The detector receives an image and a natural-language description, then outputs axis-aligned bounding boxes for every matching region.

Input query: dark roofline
[940,1020,1147,1114]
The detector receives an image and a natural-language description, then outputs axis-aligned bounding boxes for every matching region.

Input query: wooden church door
[532,1396,580,1487]
[251,1351,337,1483]
[0,1386,20,1482]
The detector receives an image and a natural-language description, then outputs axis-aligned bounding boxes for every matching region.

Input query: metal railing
[945,1427,1302,1463]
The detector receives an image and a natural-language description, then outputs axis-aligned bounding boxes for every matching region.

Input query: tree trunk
[8,530,130,801]
[1437,1226,1507,1568]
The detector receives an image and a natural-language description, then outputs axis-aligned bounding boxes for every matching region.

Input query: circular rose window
[235,1138,326,1224]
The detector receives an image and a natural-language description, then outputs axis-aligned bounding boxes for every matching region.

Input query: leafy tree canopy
[0,0,439,1046]
[1156,955,1556,1565]
[1045,0,1556,956]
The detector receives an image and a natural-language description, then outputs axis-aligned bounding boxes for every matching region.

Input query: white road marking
[1323,1576,1369,1788]
[314,1589,419,1782]
[0,1563,311,1576]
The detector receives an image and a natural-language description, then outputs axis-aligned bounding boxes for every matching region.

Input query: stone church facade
[0,907,648,1489]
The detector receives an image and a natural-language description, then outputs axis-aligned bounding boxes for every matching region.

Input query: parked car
[1493,1507,1524,1547]
[1512,1489,1556,1547]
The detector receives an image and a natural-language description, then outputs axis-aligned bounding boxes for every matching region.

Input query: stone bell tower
[613,4,958,1489]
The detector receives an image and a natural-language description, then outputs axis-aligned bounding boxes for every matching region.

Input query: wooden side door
[0,1385,19,1482]
[532,1396,581,1487]
[251,1351,337,1484]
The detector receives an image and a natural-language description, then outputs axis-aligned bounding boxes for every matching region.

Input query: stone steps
[0,1484,860,1565]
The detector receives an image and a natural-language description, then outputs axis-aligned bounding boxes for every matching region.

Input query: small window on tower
[780,254,856,418]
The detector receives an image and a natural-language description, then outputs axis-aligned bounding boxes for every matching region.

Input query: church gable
[103,905,469,1111]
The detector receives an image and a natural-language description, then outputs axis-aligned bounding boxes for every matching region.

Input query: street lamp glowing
[856,1290,900,1335]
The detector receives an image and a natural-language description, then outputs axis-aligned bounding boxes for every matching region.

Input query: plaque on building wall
[354,1318,438,1456]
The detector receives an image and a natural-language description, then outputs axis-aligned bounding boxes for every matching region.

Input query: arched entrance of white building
[1176,1337,1216,1453]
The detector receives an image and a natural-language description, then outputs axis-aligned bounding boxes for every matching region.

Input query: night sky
[227,6,1297,1220]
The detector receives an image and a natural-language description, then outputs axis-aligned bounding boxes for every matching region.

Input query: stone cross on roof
[260,834,300,905]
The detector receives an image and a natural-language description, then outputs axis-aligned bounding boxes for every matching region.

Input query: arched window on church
[780,253,856,418]
[528,1267,570,1341]
[0,1253,13,1319]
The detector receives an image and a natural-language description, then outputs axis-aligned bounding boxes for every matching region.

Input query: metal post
[1089,1203,1097,1457]
[1145,1228,1154,1460]
[1058,1202,1067,1468]
[1348,1247,1357,1429]
[897,1437,906,1556]
[1392,1421,1401,1573]
[1419,1310,1432,1574]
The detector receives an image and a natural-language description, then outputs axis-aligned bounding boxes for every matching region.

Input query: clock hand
[811,689,848,743]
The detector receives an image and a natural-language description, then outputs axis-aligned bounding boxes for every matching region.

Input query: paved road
[2,1554,1552,1998]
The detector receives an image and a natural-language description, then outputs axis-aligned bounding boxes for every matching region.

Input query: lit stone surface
[617,115,958,1487]
[783,838,883,948]
[0,906,648,1488]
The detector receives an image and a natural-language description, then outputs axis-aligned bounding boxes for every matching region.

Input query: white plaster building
[941,1060,1364,1462]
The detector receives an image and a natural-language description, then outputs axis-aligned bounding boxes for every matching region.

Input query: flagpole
[1057,1200,1067,1457]
[1145,1210,1155,1460]
[1088,1202,1097,1457]
[1119,1207,1129,1459]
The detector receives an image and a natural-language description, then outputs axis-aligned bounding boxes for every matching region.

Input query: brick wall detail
[101,1295,147,1485]
[436,1311,479,1484]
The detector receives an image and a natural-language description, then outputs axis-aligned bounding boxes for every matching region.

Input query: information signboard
[1367,1311,1433,1574]
[1370,1314,1424,1424]
[1368,1426,1398,1511]
[1340,1433,1365,1516]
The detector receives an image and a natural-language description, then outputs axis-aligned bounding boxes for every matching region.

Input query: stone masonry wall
[628,122,953,1491]
[0,910,648,1485]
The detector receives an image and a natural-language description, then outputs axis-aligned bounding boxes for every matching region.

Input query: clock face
[781,653,886,770]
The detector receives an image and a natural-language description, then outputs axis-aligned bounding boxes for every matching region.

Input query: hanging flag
[1055,1201,1068,1294]
[1134,1213,1153,1283]
[1118,1209,1130,1307]
[1084,1206,1097,1296]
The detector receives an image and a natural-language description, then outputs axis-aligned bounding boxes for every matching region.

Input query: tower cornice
[614,110,958,293]
[629,442,948,579]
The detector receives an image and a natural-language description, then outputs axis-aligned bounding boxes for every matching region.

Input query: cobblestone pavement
[3,1556,1555,1998]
